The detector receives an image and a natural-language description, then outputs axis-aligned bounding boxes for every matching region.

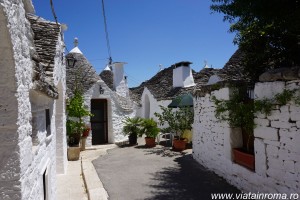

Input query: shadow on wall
[143,154,240,200]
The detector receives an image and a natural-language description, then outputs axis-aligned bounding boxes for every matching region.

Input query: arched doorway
[144,94,150,119]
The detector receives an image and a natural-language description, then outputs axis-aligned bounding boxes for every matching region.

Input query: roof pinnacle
[74,37,78,47]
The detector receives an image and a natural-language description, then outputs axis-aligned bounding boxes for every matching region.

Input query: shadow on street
[143,154,240,200]
[93,139,239,200]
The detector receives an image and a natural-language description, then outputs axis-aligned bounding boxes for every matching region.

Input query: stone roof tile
[27,14,61,99]
[66,52,100,97]
[100,70,114,90]
[130,49,253,103]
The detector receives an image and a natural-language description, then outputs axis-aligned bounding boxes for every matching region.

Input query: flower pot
[128,134,138,145]
[145,137,156,147]
[80,137,87,151]
[173,139,186,151]
[67,147,80,161]
[233,148,255,171]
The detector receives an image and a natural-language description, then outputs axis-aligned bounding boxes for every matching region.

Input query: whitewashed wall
[0,0,66,199]
[53,32,67,176]
[139,87,171,121]
[193,82,300,194]
[254,81,300,193]
[84,80,136,145]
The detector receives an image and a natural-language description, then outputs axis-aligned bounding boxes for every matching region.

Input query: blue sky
[32,0,237,87]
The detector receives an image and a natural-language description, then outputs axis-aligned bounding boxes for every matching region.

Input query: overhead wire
[50,0,69,53]
[101,0,112,64]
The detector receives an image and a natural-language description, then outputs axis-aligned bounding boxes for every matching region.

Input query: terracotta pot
[173,139,186,151]
[145,137,156,147]
[80,137,87,151]
[233,148,255,170]
[67,147,80,161]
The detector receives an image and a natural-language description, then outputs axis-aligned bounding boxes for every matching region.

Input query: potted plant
[123,117,142,145]
[212,88,255,170]
[139,118,160,147]
[80,125,91,151]
[66,90,93,160]
[154,106,194,151]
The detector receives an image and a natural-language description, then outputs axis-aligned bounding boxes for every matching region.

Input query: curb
[80,145,117,200]
[82,160,108,200]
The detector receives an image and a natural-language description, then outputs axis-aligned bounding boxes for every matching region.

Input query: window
[45,109,51,136]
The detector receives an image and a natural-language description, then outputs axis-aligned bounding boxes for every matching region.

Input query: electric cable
[101,0,112,64]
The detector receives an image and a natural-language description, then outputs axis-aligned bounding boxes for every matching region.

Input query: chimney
[111,62,129,97]
[172,61,195,88]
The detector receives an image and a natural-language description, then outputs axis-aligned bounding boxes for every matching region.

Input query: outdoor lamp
[67,55,77,67]
[99,85,104,94]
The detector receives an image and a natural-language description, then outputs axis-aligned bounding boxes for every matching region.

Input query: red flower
[82,127,91,137]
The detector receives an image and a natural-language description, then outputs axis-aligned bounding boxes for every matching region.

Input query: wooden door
[90,99,108,144]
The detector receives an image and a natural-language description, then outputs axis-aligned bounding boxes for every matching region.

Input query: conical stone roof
[66,43,100,96]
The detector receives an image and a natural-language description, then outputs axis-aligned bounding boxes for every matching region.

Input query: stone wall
[0,0,66,199]
[254,81,300,193]
[193,81,300,194]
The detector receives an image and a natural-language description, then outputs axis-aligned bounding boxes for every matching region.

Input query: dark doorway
[91,99,108,144]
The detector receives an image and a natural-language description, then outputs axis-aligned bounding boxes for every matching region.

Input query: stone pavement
[57,144,116,200]
[93,138,240,200]
[57,160,88,200]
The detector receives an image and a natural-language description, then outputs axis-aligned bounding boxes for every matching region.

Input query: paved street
[93,139,239,200]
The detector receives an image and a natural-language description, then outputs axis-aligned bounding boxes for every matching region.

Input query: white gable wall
[84,80,136,145]
[0,0,66,199]
[139,87,171,121]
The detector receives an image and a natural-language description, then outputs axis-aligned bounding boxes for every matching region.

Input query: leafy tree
[66,89,93,146]
[154,106,194,138]
[211,0,300,80]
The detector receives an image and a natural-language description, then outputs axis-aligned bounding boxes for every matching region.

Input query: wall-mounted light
[66,55,77,67]
[99,85,104,94]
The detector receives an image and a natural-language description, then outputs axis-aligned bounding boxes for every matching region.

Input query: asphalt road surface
[93,140,240,200]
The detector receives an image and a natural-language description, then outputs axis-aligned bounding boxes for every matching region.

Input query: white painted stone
[296,121,300,128]
[295,162,300,173]
[280,105,290,113]
[255,111,267,119]
[266,144,279,158]
[283,160,295,173]
[271,121,291,129]
[290,105,300,113]
[255,138,267,176]
[290,111,300,121]
[211,87,230,101]
[254,118,270,127]
[254,82,285,100]
[266,168,286,182]
[254,127,279,141]
[286,81,300,91]
[263,140,280,147]
[291,134,300,153]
